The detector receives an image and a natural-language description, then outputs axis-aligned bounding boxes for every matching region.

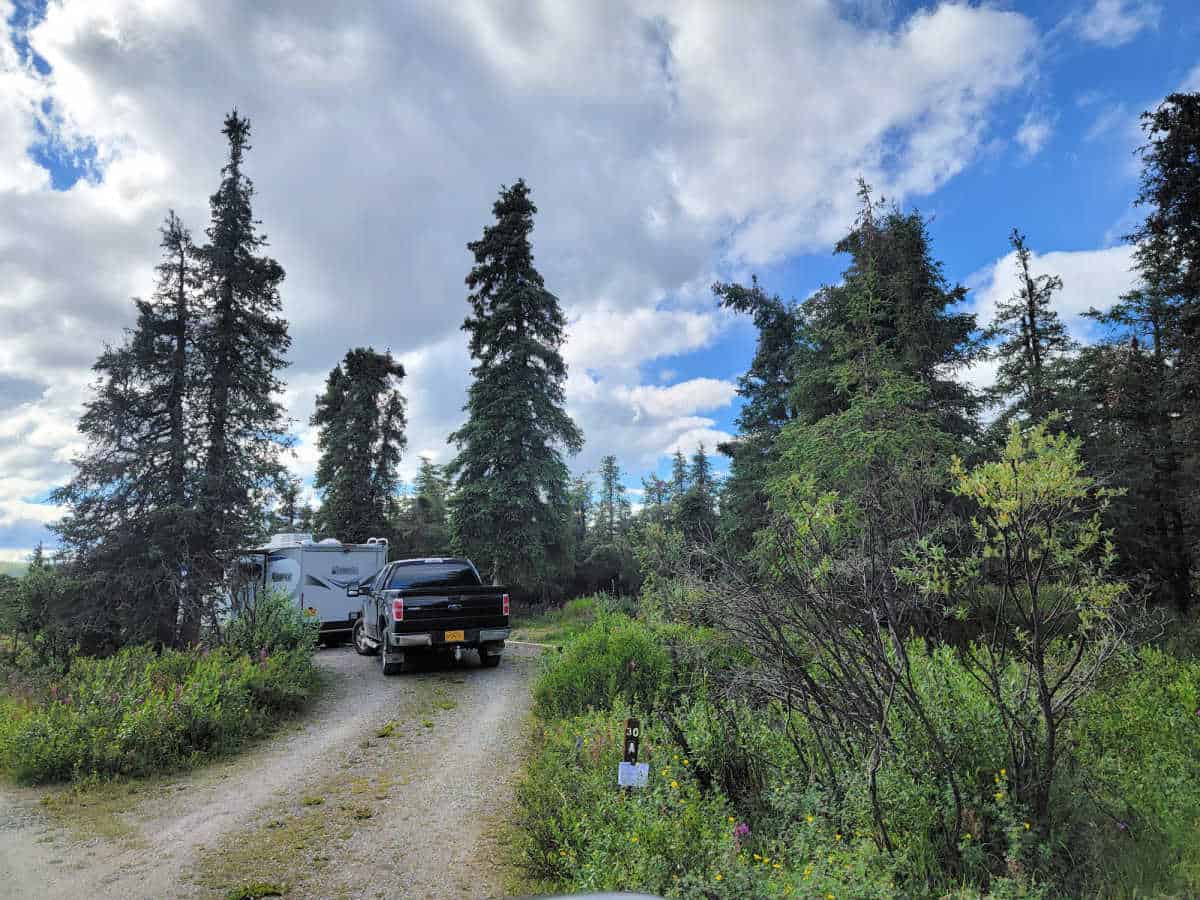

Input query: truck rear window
[386,562,481,590]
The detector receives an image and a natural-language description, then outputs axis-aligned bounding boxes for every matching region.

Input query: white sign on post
[617,761,649,788]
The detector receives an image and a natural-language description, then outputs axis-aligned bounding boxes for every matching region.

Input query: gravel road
[0,645,537,899]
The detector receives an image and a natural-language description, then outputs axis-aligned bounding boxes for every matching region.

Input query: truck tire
[353,620,378,656]
[380,646,403,676]
[479,645,501,668]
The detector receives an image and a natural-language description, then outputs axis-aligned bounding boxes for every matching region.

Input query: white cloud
[1182,63,1200,94]
[1072,0,1160,47]
[0,0,1041,550]
[967,242,1138,345]
[1015,112,1053,158]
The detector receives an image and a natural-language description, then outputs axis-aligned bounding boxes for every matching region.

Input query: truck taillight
[502,593,510,616]
[392,598,404,621]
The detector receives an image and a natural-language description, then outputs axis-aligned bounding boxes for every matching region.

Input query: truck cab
[349,557,510,675]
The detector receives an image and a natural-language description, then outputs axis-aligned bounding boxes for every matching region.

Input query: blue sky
[1,0,1197,557]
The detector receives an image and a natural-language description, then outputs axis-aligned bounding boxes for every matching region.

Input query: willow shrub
[0,643,318,783]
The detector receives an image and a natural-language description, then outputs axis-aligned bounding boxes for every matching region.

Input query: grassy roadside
[509,596,597,646]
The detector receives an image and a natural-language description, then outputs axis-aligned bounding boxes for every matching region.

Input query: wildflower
[1000,768,1007,777]
[773,863,782,870]
[631,835,639,843]
[834,832,842,841]
[728,816,736,824]
[806,814,814,824]
[995,792,1005,801]
[682,759,689,766]
[734,823,751,840]
[671,780,679,790]
[754,854,762,861]
[662,769,669,777]
[963,833,972,841]
[714,873,723,882]
[1024,822,1031,830]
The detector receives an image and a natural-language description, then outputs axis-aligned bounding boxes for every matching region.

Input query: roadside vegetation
[0,590,319,784]
[512,93,1200,899]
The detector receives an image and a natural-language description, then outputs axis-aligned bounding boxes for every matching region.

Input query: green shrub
[532,613,675,718]
[1074,647,1200,895]
[0,643,318,783]
[225,589,318,657]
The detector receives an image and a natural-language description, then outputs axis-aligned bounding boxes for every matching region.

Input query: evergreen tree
[194,111,290,635]
[986,229,1074,425]
[568,475,593,549]
[403,457,451,556]
[713,277,802,553]
[311,347,407,544]
[272,475,303,532]
[447,180,583,595]
[669,449,689,502]
[797,181,982,439]
[53,210,202,646]
[641,475,670,526]
[596,455,630,542]
[677,444,718,541]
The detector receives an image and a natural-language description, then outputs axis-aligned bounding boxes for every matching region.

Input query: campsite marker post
[617,717,648,790]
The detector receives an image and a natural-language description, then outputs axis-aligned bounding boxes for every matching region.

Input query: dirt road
[0,645,537,899]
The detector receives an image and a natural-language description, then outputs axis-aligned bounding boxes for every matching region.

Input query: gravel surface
[0,644,537,899]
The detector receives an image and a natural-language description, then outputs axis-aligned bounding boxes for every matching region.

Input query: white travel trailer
[232,533,389,642]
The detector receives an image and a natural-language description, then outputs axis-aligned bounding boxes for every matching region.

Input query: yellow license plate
[444,630,465,642]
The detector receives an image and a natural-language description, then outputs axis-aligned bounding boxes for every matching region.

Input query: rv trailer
[233,533,389,642]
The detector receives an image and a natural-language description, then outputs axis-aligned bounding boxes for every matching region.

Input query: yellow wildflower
[806,815,814,824]
[773,863,782,870]
[1000,768,1007,776]
[754,854,762,861]
[715,873,723,882]
[1024,822,1031,830]
[728,816,736,824]
[835,832,843,841]
[995,792,1004,801]
[683,759,689,766]
[671,780,679,789]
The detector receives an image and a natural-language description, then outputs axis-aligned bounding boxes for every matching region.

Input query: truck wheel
[380,646,403,676]
[479,645,501,668]
[353,620,377,656]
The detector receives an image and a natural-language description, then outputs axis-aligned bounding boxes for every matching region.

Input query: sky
[0,0,1197,561]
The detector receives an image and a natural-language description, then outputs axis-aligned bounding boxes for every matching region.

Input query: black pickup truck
[348,557,510,675]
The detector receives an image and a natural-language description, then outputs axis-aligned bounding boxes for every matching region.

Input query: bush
[531,613,675,719]
[1074,647,1200,894]
[225,589,319,656]
[0,643,318,783]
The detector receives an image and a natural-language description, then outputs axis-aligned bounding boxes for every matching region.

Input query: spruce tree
[641,475,670,525]
[447,180,583,595]
[713,277,802,552]
[194,111,290,631]
[53,210,202,646]
[596,455,629,542]
[677,444,718,541]
[986,229,1074,424]
[404,457,451,556]
[311,347,407,544]
[669,450,689,501]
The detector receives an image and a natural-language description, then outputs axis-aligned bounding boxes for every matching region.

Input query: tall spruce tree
[53,211,202,646]
[194,111,290,634]
[986,229,1074,425]
[713,277,802,553]
[447,180,583,595]
[311,347,407,544]
[641,475,670,526]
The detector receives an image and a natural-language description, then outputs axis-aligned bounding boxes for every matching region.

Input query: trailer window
[386,562,481,590]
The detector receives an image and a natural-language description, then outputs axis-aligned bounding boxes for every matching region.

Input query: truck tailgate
[396,587,506,632]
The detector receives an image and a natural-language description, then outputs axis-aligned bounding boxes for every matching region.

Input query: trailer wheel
[353,620,377,656]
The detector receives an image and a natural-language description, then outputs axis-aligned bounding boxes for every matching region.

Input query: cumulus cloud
[1072,0,1160,47]
[0,0,1042,554]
